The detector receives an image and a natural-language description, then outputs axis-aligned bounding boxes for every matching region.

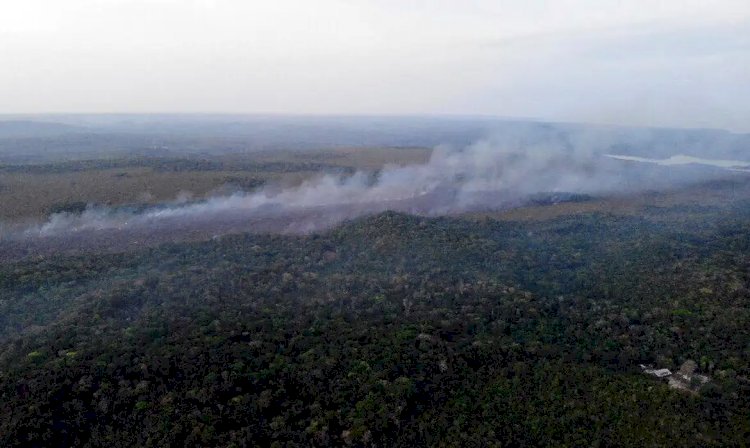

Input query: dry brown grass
[467,176,750,222]
[225,147,432,169]
[0,147,434,223]
[0,168,274,222]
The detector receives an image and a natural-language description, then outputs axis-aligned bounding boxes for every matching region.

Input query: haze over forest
[2,1,750,447]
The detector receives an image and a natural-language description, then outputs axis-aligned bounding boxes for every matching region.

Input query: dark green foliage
[48,201,89,215]
[526,192,593,206]
[2,203,750,446]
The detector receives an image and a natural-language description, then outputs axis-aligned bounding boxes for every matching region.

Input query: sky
[1,0,749,131]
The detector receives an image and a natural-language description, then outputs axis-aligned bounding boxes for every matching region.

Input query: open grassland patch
[0,147,433,223]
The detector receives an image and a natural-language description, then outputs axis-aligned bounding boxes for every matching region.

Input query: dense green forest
[2,200,750,446]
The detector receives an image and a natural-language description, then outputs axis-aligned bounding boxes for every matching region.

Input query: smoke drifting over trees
[14,132,749,240]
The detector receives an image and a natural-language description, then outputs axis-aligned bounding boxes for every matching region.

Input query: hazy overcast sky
[2,1,749,131]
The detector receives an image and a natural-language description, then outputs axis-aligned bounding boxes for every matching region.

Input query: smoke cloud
[11,134,745,244]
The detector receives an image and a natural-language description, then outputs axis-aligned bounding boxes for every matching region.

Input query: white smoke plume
[8,135,747,242]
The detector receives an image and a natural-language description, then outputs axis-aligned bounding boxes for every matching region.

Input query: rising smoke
[13,139,613,237]
[1,122,746,257]
[14,132,745,242]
